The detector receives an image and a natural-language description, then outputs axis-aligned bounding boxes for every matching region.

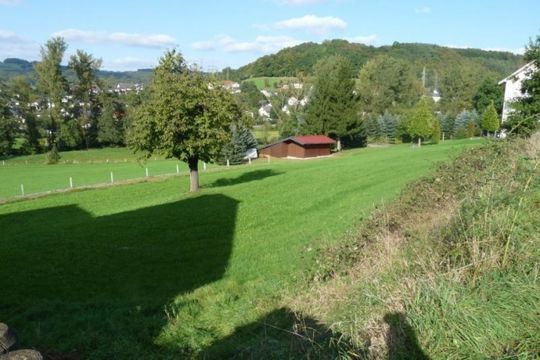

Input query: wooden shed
[259,135,335,159]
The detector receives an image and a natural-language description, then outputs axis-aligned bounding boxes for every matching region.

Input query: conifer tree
[406,97,434,146]
[481,101,500,136]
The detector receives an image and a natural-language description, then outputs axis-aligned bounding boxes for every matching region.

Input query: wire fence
[0,157,265,203]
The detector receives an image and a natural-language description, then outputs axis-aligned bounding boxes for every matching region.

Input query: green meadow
[0,139,482,358]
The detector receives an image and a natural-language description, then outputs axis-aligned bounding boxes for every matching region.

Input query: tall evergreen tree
[128,50,241,192]
[439,113,455,139]
[454,110,479,139]
[304,55,363,150]
[219,124,257,165]
[481,101,500,136]
[378,111,400,143]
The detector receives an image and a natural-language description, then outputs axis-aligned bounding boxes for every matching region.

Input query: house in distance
[259,135,335,159]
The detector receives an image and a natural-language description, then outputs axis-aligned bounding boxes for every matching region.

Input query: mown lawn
[0,148,221,199]
[0,139,482,358]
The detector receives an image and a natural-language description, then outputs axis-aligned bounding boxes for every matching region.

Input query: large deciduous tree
[128,50,241,192]
[472,78,503,115]
[35,37,68,162]
[69,50,103,148]
[0,83,19,156]
[304,55,363,150]
[357,55,423,115]
[8,76,41,153]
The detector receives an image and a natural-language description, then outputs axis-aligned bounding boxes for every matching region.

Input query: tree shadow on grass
[205,169,282,188]
[384,312,430,360]
[0,194,238,358]
[203,307,366,359]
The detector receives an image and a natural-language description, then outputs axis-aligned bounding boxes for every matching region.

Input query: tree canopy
[128,50,241,192]
[406,97,435,146]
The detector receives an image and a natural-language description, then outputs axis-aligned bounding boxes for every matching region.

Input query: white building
[498,61,536,122]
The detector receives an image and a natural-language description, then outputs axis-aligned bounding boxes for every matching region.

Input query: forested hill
[0,58,153,85]
[227,40,524,81]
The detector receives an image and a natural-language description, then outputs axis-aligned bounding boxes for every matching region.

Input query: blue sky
[0,0,538,71]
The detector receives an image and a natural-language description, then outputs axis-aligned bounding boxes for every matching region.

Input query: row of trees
[0,38,139,159]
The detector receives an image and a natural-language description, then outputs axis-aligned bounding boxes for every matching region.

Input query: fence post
[20,184,24,196]
[442,132,445,142]
[69,177,73,188]
[110,172,114,184]
[145,167,149,177]
[267,156,270,164]
[227,159,230,167]
[203,162,207,171]
[248,157,252,165]
[176,164,180,174]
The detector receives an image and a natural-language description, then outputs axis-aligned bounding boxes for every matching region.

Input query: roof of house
[291,135,336,145]
[259,135,335,150]
[498,61,536,85]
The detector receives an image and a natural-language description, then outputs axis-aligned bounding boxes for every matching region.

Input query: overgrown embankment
[292,134,540,359]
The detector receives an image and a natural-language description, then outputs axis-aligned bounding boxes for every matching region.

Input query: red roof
[290,135,336,145]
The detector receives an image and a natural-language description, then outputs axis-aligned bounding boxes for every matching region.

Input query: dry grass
[287,134,540,358]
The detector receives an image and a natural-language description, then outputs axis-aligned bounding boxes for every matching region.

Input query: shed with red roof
[259,135,335,158]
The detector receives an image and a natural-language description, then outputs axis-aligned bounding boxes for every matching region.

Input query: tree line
[0,37,144,160]
[275,33,539,147]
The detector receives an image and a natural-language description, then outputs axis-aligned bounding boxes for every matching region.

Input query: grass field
[0,148,221,200]
[242,76,297,90]
[252,127,280,145]
[0,139,483,358]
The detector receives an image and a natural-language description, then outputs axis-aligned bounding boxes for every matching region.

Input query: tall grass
[299,135,540,359]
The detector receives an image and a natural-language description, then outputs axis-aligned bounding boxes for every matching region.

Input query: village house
[498,61,537,121]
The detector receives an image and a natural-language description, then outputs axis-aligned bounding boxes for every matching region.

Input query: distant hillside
[0,58,153,86]
[227,40,524,82]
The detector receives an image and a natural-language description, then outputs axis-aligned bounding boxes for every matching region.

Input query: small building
[498,61,537,122]
[259,135,335,159]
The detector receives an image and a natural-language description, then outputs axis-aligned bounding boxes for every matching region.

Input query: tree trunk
[417,137,421,147]
[188,156,199,192]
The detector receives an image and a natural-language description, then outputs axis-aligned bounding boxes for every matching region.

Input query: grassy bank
[290,134,540,359]
[0,140,481,358]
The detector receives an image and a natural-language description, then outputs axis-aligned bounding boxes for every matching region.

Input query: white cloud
[52,29,177,48]
[220,35,302,53]
[103,57,157,71]
[191,40,216,51]
[0,30,39,59]
[347,34,377,45]
[415,6,431,14]
[192,35,302,54]
[0,0,22,6]
[0,29,26,43]
[274,15,347,35]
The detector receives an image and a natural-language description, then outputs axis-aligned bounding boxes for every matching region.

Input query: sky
[0,0,539,71]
